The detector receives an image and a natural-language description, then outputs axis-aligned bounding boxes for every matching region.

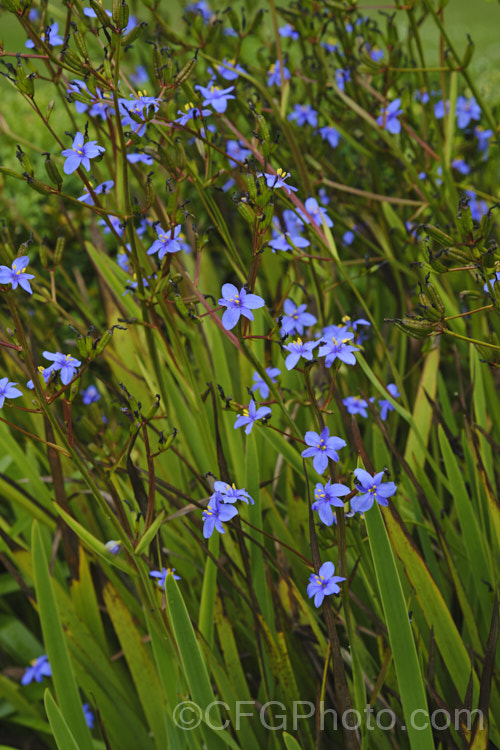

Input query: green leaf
[43,689,80,750]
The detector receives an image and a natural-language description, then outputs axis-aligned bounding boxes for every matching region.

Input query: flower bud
[44,154,63,187]
[423,224,454,247]
[89,0,113,27]
[173,58,197,87]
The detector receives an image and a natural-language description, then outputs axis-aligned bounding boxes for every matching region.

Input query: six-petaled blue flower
[61,132,105,174]
[379,383,400,420]
[147,224,183,259]
[301,427,346,474]
[0,256,35,294]
[21,655,52,685]
[196,83,235,113]
[234,400,271,435]
[288,105,318,127]
[150,567,181,589]
[318,328,358,367]
[218,284,265,330]
[213,481,254,504]
[351,468,397,513]
[377,98,403,134]
[307,561,346,607]
[43,352,81,385]
[251,367,280,399]
[202,492,239,537]
[283,338,318,370]
[312,480,350,526]
[0,377,23,408]
[280,299,317,336]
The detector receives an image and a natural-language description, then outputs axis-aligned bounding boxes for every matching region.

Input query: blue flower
[279,24,299,39]
[42,352,81,385]
[318,125,341,149]
[77,180,114,205]
[307,561,346,607]
[215,58,246,81]
[26,22,63,48]
[185,1,212,21]
[147,224,183,259]
[321,37,338,53]
[0,256,35,294]
[98,215,125,236]
[283,338,318,370]
[234,400,271,435]
[456,95,481,129]
[301,427,346,474]
[119,94,161,137]
[260,168,298,194]
[451,158,470,175]
[475,126,493,158]
[226,139,252,163]
[251,367,280,399]
[83,703,94,730]
[21,655,52,685]
[376,98,403,134]
[213,481,254,504]
[81,385,100,405]
[366,44,384,62]
[352,469,397,513]
[0,378,22,408]
[150,567,181,589]
[175,102,212,125]
[126,153,154,165]
[283,209,304,236]
[202,493,238,538]
[195,83,235,113]
[267,61,291,87]
[61,132,105,174]
[218,283,265,330]
[483,272,500,294]
[379,383,400,420]
[130,65,149,86]
[318,328,358,367]
[335,69,351,92]
[298,197,333,228]
[288,105,318,127]
[27,366,55,390]
[343,396,370,418]
[465,190,488,222]
[342,229,355,245]
[280,298,317,336]
[433,99,449,119]
[269,229,309,254]
[312,480,350,525]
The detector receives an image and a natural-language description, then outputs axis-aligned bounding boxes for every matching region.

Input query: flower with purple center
[456,95,481,129]
[251,367,281,400]
[213,481,254,504]
[267,61,291,87]
[195,82,235,113]
[379,383,400,420]
[283,338,318,371]
[77,180,114,205]
[81,385,100,405]
[234,400,271,435]
[0,378,23,408]
[218,283,265,330]
[21,655,52,685]
[352,468,397,513]
[147,224,183,259]
[377,98,403,134]
[202,492,239,537]
[307,561,346,607]
[312,480,350,526]
[175,102,212,126]
[61,132,105,174]
[343,396,370,418]
[301,427,346,474]
[288,105,318,127]
[260,168,298,194]
[279,24,299,39]
[318,125,341,149]
[280,298,317,336]
[150,567,181,589]
[335,69,351,92]
[318,328,358,367]
[0,256,35,294]
[42,351,81,385]
[26,22,63,49]
[298,197,333,228]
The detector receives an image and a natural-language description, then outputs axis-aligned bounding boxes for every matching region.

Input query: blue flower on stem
[298,197,333,228]
[226,139,252,163]
[81,385,100,404]
[318,126,341,149]
[269,229,309,253]
[483,272,500,294]
[351,468,397,513]
[379,383,400,420]
[343,396,371,418]
[195,83,235,113]
[77,180,114,205]
[175,102,212,125]
[260,168,298,194]
[83,703,95,730]
[119,94,161,137]
[376,98,403,134]
[283,338,318,371]
[279,24,299,39]
[312,480,350,526]
[147,225,183,259]
[335,69,351,91]
[251,367,280,399]
[280,299,317,336]
[0,256,35,294]
[127,152,154,165]
[218,284,265,330]
[185,1,212,21]
[26,22,63,48]
[318,328,358,367]
[456,96,481,129]
[451,158,470,175]
[21,655,52,685]
[27,366,55,390]
[42,352,81,385]
[475,127,493,158]
[301,427,346,474]
[149,567,181,589]
[0,378,23,408]
[202,493,239,538]
[61,132,105,174]
[215,58,246,80]
[267,61,291,87]
[234,400,271,435]
[307,562,346,607]
[213,481,254,504]
[433,99,449,119]
[288,105,318,127]
[466,191,488,222]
